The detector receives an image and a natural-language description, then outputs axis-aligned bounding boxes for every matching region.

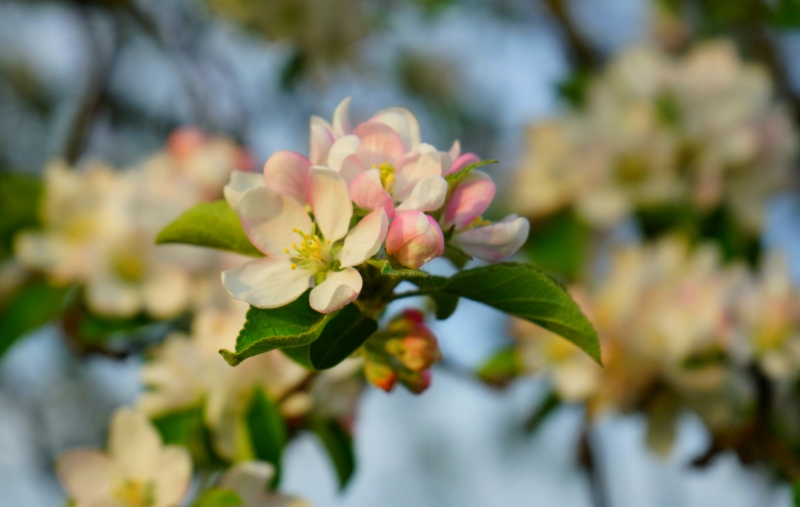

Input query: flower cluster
[222,98,529,313]
[14,130,250,319]
[513,40,796,232]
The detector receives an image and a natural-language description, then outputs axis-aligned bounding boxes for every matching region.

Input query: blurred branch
[579,422,609,507]
[747,21,800,117]
[543,0,600,69]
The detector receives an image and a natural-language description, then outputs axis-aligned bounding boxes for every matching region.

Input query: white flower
[222,167,388,313]
[56,408,191,507]
[219,461,311,507]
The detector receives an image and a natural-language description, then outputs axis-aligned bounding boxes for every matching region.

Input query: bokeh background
[3,0,800,506]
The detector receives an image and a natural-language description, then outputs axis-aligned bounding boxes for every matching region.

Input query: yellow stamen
[291,263,297,270]
[373,162,396,193]
[467,216,492,229]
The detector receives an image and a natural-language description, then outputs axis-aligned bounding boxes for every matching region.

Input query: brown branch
[543,0,600,69]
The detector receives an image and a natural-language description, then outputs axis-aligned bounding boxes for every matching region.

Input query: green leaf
[445,159,498,186]
[283,304,378,370]
[0,280,69,358]
[425,263,601,364]
[524,211,589,281]
[771,0,800,28]
[475,347,522,386]
[192,489,243,507]
[429,293,459,320]
[310,419,356,490]
[156,200,263,257]
[77,312,153,343]
[365,258,429,279]
[794,477,800,507]
[525,390,561,434]
[246,388,287,487]
[0,173,43,260]
[220,292,336,366]
[152,407,220,468]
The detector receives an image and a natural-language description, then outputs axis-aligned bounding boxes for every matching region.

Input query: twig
[579,421,610,507]
[543,0,600,69]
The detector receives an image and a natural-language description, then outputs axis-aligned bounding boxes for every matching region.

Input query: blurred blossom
[56,407,192,507]
[13,129,249,319]
[513,40,797,232]
[219,461,312,507]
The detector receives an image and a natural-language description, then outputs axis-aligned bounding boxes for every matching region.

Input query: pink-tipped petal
[350,169,395,218]
[310,117,334,166]
[385,211,445,269]
[307,167,353,243]
[262,151,311,205]
[353,122,406,169]
[222,258,312,309]
[332,97,353,138]
[339,153,365,185]
[451,215,530,262]
[56,450,118,505]
[338,209,389,267]
[448,139,462,160]
[328,135,360,172]
[394,147,443,201]
[238,186,313,257]
[371,106,421,152]
[396,175,447,213]
[442,170,496,230]
[448,152,481,175]
[309,267,362,313]
[224,170,265,209]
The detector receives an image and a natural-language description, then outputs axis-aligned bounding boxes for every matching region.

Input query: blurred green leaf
[0,173,43,259]
[556,68,592,110]
[429,292,459,320]
[310,419,356,490]
[771,0,800,27]
[152,406,221,469]
[476,347,522,387]
[192,489,243,507]
[220,291,336,366]
[525,211,589,281]
[156,200,263,257]
[525,390,562,434]
[77,312,153,343]
[0,280,69,358]
[246,388,287,487]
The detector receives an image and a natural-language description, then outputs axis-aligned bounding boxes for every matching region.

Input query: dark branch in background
[543,0,601,69]
[63,5,122,165]
[579,422,609,507]
[747,23,800,118]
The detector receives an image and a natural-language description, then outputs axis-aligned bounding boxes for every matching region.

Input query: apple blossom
[56,407,191,507]
[385,211,445,269]
[218,462,311,507]
[222,167,388,313]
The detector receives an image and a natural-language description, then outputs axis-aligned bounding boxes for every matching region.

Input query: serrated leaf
[420,263,601,364]
[444,159,498,186]
[246,388,287,487]
[0,280,70,358]
[365,258,429,279]
[311,419,356,490]
[192,489,243,507]
[220,292,336,366]
[156,200,263,257]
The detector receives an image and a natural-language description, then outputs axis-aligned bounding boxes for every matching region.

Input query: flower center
[375,162,396,193]
[114,480,152,507]
[465,216,491,230]
[285,225,332,271]
[113,251,147,283]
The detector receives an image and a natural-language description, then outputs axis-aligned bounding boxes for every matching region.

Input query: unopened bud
[399,369,432,394]
[385,211,445,269]
[364,359,397,392]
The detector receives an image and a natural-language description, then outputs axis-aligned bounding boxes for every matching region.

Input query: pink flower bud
[442,171,496,230]
[364,359,397,392]
[385,211,445,269]
[399,369,432,394]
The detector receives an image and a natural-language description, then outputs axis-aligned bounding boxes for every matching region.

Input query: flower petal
[152,446,192,507]
[448,152,481,175]
[442,170,496,230]
[394,146,443,201]
[222,257,311,309]
[56,449,118,505]
[328,135,360,172]
[396,175,447,213]
[371,106,421,152]
[219,461,274,503]
[237,186,312,257]
[338,209,389,267]
[385,211,445,269]
[339,153,365,185]
[451,215,530,262]
[262,151,311,205]
[353,121,406,169]
[332,97,352,138]
[310,117,334,166]
[307,167,353,243]
[143,268,190,320]
[86,275,141,319]
[108,408,162,481]
[224,170,265,209]
[350,169,394,218]
[309,267,362,313]
[448,139,462,160]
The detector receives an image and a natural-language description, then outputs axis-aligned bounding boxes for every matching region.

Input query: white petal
[307,167,353,243]
[237,186,312,257]
[350,169,394,218]
[262,151,311,206]
[310,117,334,166]
[86,276,141,318]
[328,135,360,172]
[222,258,312,309]
[309,267,362,313]
[224,171,265,209]
[143,268,190,319]
[394,148,443,201]
[452,215,530,262]
[220,461,274,503]
[372,106,421,152]
[152,447,192,507]
[108,408,162,481]
[396,175,447,213]
[339,153,365,185]
[332,97,352,138]
[448,139,462,160]
[55,449,118,505]
[337,209,389,267]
